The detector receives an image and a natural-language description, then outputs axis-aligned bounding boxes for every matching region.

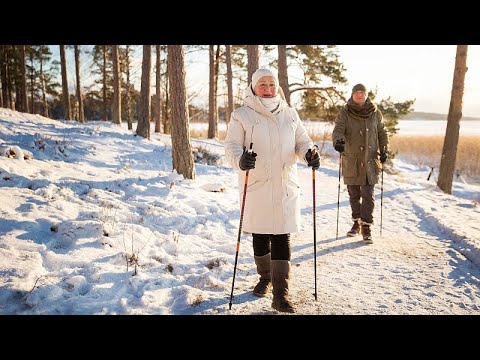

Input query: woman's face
[254,76,278,98]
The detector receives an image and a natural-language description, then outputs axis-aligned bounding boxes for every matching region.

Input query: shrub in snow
[0,145,33,160]
[0,146,9,156]
[192,146,221,165]
[10,145,23,160]
[33,133,51,151]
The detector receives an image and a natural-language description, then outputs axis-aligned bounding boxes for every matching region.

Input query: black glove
[380,151,388,163]
[334,139,345,153]
[239,149,257,171]
[305,148,320,170]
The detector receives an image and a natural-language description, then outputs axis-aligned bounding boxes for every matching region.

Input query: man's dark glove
[380,151,388,163]
[305,148,320,170]
[334,139,345,153]
[239,149,257,171]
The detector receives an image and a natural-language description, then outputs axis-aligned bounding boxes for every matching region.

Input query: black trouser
[252,233,291,260]
[347,184,375,224]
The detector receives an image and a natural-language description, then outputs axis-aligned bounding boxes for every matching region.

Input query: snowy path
[207,159,480,315]
[1,112,479,315]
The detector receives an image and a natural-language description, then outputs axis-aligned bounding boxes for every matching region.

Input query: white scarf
[259,95,280,112]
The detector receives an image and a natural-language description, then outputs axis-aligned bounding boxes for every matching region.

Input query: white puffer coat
[224,86,313,234]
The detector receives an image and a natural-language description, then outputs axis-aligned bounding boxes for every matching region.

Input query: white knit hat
[251,68,279,89]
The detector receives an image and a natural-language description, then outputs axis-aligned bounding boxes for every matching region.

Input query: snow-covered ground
[0,108,479,315]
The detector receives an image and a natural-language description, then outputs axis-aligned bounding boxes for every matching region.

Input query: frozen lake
[192,119,480,136]
[397,119,480,136]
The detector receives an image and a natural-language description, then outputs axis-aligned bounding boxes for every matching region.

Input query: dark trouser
[252,233,291,260]
[347,184,375,224]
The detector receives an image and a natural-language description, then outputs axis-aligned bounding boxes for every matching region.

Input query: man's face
[352,90,367,105]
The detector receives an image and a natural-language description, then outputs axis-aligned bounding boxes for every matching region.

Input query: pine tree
[168,45,195,180]
[437,45,468,194]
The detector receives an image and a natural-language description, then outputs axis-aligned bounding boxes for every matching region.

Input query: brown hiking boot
[362,224,373,244]
[253,279,271,297]
[272,297,295,313]
[347,220,361,237]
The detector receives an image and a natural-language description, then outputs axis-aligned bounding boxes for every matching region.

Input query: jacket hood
[244,83,288,117]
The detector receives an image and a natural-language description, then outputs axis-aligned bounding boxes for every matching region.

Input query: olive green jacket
[332,101,389,185]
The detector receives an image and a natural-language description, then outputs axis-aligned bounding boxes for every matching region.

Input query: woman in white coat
[224,68,319,313]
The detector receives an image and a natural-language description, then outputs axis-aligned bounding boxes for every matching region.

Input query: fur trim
[359,219,372,226]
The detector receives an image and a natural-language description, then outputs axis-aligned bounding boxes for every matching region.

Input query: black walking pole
[312,147,318,301]
[229,143,253,310]
[380,163,384,237]
[335,154,342,240]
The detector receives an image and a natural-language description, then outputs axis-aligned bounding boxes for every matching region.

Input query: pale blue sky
[337,45,480,117]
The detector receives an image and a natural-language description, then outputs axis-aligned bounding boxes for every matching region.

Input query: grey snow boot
[271,260,295,313]
[253,254,271,297]
[347,218,361,237]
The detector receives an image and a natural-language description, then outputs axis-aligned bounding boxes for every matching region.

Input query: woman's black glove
[305,148,320,170]
[239,149,257,170]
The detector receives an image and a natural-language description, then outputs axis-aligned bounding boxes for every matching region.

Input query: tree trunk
[225,45,234,125]
[278,45,290,106]
[74,45,85,123]
[12,45,22,111]
[168,45,195,180]
[163,62,170,134]
[136,45,151,139]
[29,51,34,113]
[40,57,48,117]
[247,45,259,84]
[437,45,468,194]
[0,46,9,108]
[111,45,121,125]
[59,45,71,119]
[208,45,216,139]
[102,45,108,121]
[7,46,14,110]
[19,45,29,113]
[214,46,220,130]
[155,45,162,133]
[0,46,2,108]
[125,45,132,130]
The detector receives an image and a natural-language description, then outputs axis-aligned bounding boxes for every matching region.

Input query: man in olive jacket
[332,83,389,244]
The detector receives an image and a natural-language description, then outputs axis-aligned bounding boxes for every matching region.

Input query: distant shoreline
[400,111,480,121]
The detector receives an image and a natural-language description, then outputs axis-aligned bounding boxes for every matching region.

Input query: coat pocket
[373,158,381,175]
[342,154,358,178]
[247,179,267,193]
[285,178,300,197]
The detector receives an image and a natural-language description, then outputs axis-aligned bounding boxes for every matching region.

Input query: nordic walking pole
[335,154,342,240]
[380,163,384,237]
[312,146,318,301]
[229,143,253,310]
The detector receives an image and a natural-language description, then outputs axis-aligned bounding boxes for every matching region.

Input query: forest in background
[0,45,414,135]
[2,44,469,194]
